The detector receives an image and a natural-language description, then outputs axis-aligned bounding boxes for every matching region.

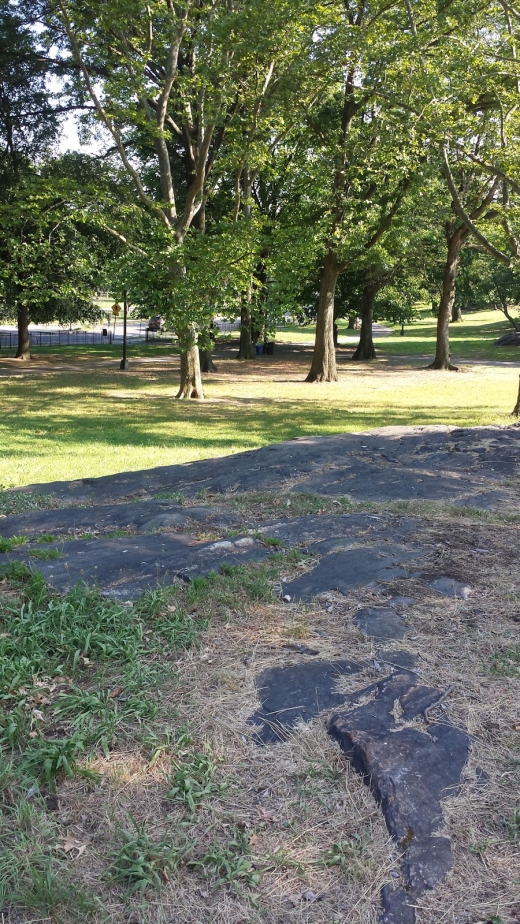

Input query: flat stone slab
[5,534,270,599]
[283,545,423,601]
[0,500,238,539]
[353,606,410,639]
[12,425,520,509]
[255,513,418,547]
[427,576,473,599]
[248,659,362,744]
[329,673,470,924]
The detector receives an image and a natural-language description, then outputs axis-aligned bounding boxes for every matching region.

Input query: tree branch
[56,0,172,230]
[439,144,511,264]
[104,225,146,255]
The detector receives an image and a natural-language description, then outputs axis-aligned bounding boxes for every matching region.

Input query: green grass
[0,535,27,552]
[279,307,520,362]
[485,644,520,678]
[0,307,518,489]
[371,308,520,362]
[106,816,186,893]
[0,556,290,783]
[0,552,306,920]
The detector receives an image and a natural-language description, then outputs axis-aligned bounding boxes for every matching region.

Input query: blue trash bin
[255,344,264,355]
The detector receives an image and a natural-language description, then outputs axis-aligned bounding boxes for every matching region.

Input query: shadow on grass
[0,392,503,460]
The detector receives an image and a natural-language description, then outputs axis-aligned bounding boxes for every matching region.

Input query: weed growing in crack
[0,491,59,517]
[0,535,27,552]
[153,491,185,504]
[29,548,62,560]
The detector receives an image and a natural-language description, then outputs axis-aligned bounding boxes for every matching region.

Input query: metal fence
[0,330,114,349]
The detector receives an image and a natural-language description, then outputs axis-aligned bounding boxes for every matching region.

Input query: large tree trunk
[428,230,465,370]
[236,295,255,359]
[306,252,340,382]
[352,281,377,360]
[451,304,463,322]
[200,349,217,373]
[15,305,30,360]
[176,326,204,399]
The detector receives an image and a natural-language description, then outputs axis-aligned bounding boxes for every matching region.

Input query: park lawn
[359,307,520,362]
[278,308,520,362]
[0,342,517,489]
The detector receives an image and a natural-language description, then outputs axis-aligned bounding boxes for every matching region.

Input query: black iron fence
[0,330,114,349]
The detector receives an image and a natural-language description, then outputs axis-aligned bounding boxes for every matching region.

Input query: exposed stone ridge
[328,673,469,923]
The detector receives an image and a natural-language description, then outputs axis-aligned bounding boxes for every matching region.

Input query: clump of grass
[106,816,185,893]
[505,807,520,844]
[154,491,185,504]
[318,836,366,877]
[188,830,260,888]
[167,750,225,813]
[230,491,356,519]
[485,645,520,677]
[29,548,62,560]
[0,490,59,517]
[0,535,27,552]
[20,735,92,788]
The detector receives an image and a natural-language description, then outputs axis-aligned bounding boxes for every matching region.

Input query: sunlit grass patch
[0,346,517,489]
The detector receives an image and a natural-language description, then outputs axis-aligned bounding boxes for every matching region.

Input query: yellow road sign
[111,303,122,316]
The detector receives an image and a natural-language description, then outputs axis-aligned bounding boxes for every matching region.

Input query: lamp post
[120,289,129,370]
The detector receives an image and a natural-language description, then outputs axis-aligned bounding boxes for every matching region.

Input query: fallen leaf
[108,686,124,699]
[256,807,277,822]
[30,693,51,705]
[60,832,87,857]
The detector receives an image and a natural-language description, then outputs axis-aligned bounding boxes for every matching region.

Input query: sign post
[111,302,121,336]
[120,290,129,370]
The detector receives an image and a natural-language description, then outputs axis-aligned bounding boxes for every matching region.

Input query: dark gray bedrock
[12,425,519,506]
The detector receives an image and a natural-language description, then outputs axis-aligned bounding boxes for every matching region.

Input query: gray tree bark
[306,252,340,382]
[428,228,467,370]
[176,326,204,398]
[352,280,377,360]
[15,305,31,360]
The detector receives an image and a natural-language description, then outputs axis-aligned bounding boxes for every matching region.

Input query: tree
[0,5,58,182]
[0,10,108,357]
[0,155,117,358]
[300,1,429,383]
[38,0,319,397]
